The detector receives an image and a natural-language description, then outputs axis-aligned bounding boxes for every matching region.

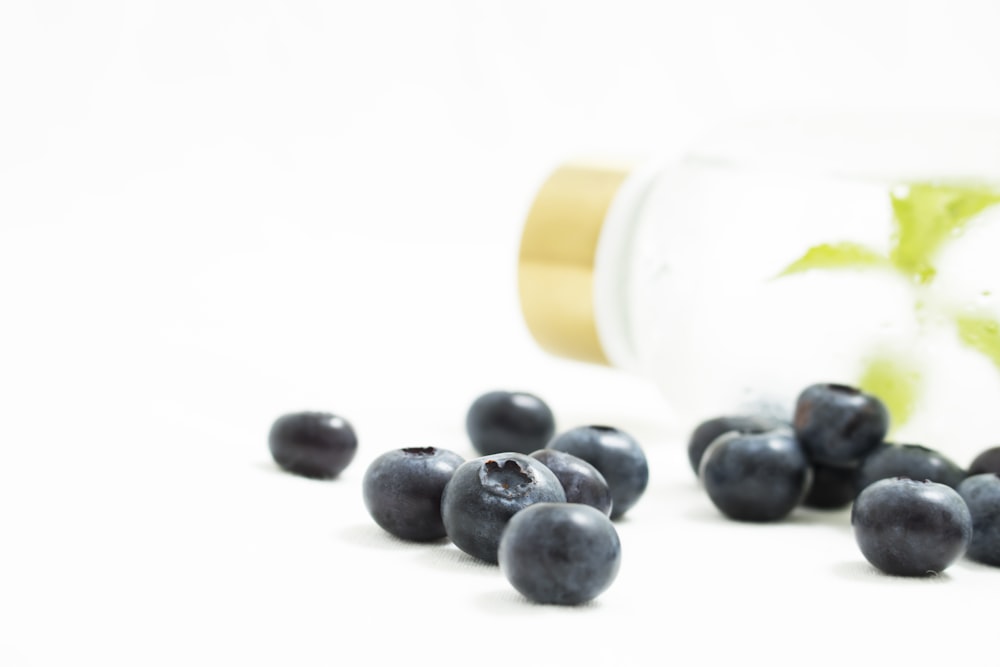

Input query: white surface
[3,2,1000,665]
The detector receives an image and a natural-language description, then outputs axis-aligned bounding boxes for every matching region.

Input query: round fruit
[687,414,787,475]
[854,442,966,493]
[793,383,888,467]
[547,425,649,520]
[968,446,1000,476]
[498,503,621,606]
[440,453,566,564]
[268,411,358,479]
[362,447,465,542]
[699,430,811,522]
[956,473,1000,566]
[465,390,556,456]
[851,477,972,576]
[529,449,613,517]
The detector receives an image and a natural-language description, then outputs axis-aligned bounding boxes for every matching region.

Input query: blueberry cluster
[689,382,1000,576]
[292,390,646,605]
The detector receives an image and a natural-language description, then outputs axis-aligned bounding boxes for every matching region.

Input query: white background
[3,1,1000,665]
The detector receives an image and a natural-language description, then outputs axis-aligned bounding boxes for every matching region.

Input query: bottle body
[520,145,1000,461]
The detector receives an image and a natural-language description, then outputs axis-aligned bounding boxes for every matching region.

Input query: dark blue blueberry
[699,430,811,522]
[362,447,465,542]
[968,446,1000,476]
[793,383,889,467]
[851,477,972,576]
[802,463,857,510]
[546,425,649,520]
[498,502,621,606]
[688,415,788,475]
[465,390,556,456]
[529,449,613,517]
[957,473,1000,566]
[440,453,566,563]
[268,411,358,479]
[687,414,787,475]
[855,442,966,494]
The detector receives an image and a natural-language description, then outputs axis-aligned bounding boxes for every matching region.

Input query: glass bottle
[517,119,1000,461]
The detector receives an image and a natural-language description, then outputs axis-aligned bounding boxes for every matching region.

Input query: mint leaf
[857,352,922,435]
[955,313,1000,371]
[777,243,890,278]
[890,184,1000,285]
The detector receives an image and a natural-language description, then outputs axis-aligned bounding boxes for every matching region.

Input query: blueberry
[793,383,888,467]
[546,425,649,520]
[362,447,465,542]
[465,390,556,456]
[956,473,1000,566]
[699,430,811,522]
[968,446,1000,476]
[854,442,966,494]
[268,411,358,479]
[440,453,566,563]
[802,463,857,510]
[529,449,613,517]
[687,414,787,475]
[498,503,621,606]
[851,477,972,576]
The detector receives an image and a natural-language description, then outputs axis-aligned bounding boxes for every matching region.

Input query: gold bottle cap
[517,161,633,365]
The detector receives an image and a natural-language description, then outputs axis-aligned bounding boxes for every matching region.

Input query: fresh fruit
[851,477,972,576]
[529,449,613,517]
[440,453,566,563]
[465,390,556,456]
[956,473,1000,566]
[362,447,465,542]
[498,503,621,606]
[854,442,966,493]
[968,446,1000,476]
[699,430,811,522]
[268,411,358,479]
[802,463,857,510]
[687,414,787,475]
[546,425,649,520]
[793,383,889,467]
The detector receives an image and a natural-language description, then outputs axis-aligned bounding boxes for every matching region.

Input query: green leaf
[955,313,1000,371]
[776,243,890,278]
[890,183,1000,285]
[857,353,922,435]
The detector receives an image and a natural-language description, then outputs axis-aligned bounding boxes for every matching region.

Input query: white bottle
[517,120,1000,463]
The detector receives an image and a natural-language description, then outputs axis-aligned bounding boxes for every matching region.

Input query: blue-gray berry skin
[547,425,648,520]
[851,478,972,576]
[968,447,1000,476]
[687,415,787,475]
[440,453,566,564]
[529,449,613,517]
[362,447,465,542]
[957,473,1000,566]
[465,390,556,456]
[268,412,358,479]
[699,430,811,522]
[498,503,621,606]
[855,442,966,494]
[793,383,889,467]
[802,463,857,510]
